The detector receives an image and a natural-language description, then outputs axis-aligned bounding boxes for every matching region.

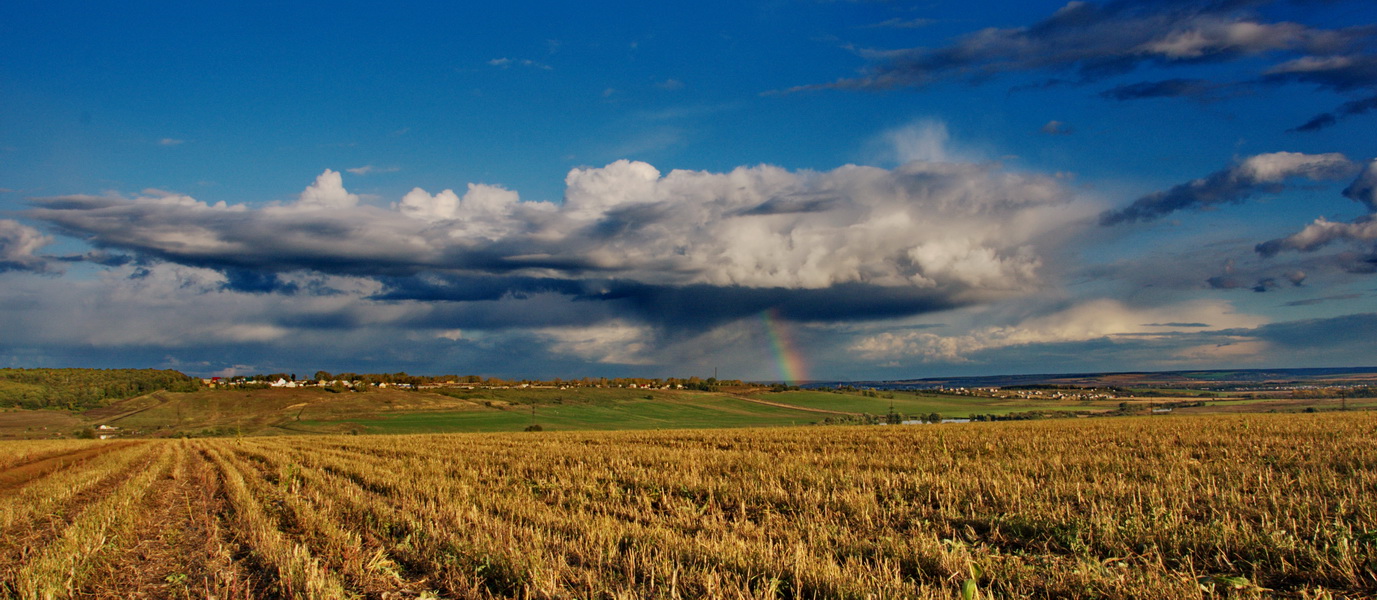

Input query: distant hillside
[811,366,1377,391]
[0,368,200,410]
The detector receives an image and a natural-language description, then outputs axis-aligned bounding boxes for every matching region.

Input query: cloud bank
[849,298,1265,362]
[26,159,1093,333]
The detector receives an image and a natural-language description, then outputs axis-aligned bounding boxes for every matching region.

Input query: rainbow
[762,308,809,385]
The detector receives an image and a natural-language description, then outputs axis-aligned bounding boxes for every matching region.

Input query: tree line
[0,368,199,410]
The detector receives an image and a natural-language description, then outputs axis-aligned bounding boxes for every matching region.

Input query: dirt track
[725,394,860,416]
[0,442,137,493]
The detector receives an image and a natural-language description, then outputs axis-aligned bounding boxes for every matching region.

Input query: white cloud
[294,169,359,209]
[1140,20,1308,59]
[850,299,1267,362]
[537,321,655,365]
[396,183,540,241]
[0,220,55,273]
[1258,216,1377,255]
[1235,152,1354,182]
[158,138,184,146]
[882,120,954,164]
[345,165,400,176]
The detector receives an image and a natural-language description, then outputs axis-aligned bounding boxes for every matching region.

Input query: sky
[2,0,1376,381]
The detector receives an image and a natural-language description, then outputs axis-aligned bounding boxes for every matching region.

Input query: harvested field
[0,412,1373,598]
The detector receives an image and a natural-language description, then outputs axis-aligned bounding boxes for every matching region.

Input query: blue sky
[2,0,1375,380]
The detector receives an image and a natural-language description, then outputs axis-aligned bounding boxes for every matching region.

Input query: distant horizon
[3,1,1376,380]
[11,364,1377,387]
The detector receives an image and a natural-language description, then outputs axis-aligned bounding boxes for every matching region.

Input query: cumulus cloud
[294,169,359,209]
[1100,151,1358,225]
[850,298,1266,362]
[0,220,55,273]
[25,159,1094,334]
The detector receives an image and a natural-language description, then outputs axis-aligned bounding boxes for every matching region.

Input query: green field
[0,381,1368,439]
[301,392,821,434]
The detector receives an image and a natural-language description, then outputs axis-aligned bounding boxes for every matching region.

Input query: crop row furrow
[221,443,442,598]
[0,442,149,531]
[10,442,173,599]
[203,443,350,599]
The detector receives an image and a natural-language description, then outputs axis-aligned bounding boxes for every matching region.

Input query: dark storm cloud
[1283,293,1362,307]
[54,250,134,267]
[370,275,588,303]
[222,269,301,295]
[1100,152,1357,226]
[1099,78,1227,100]
[368,277,968,332]
[1224,312,1377,347]
[575,281,968,329]
[1291,93,1377,131]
